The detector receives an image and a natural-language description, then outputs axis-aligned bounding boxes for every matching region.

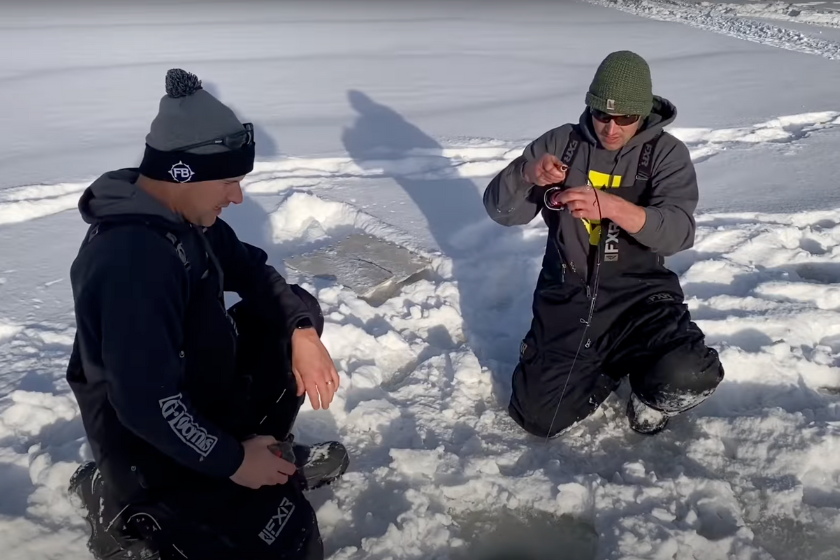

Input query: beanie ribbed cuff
[139,143,255,184]
[585,92,652,117]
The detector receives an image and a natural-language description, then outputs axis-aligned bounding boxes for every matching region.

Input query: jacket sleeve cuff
[205,436,245,479]
[513,158,534,190]
[629,207,664,250]
[283,292,313,334]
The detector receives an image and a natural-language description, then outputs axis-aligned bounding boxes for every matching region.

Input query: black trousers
[124,286,326,560]
[509,272,724,438]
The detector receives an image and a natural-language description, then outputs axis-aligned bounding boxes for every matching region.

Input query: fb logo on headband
[169,161,195,183]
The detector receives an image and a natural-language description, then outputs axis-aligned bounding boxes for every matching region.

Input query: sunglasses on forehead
[174,122,254,152]
[590,108,641,126]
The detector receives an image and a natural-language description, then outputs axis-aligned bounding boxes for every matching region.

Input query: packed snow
[588,0,840,59]
[1,1,839,560]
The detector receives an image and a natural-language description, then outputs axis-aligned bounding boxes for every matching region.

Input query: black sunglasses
[175,122,254,152]
[590,109,640,126]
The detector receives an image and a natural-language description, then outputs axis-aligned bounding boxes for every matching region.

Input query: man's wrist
[518,159,531,185]
[599,190,620,220]
[607,196,646,234]
[291,317,316,342]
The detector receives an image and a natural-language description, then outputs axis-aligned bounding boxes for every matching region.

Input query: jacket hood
[78,168,184,226]
[578,95,677,149]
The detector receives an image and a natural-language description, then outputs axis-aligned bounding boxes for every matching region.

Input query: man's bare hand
[553,186,647,233]
[291,328,340,410]
[230,435,297,489]
[524,154,568,187]
[553,186,612,220]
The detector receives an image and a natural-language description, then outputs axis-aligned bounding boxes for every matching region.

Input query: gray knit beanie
[139,69,255,183]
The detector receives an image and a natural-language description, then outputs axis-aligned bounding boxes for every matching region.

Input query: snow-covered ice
[588,0,840,59]
[1,1,840,559]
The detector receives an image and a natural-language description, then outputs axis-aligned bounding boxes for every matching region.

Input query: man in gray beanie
[65,69,347,560]
[484,51,724,440]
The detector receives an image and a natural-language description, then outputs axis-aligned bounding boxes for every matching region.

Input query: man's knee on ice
[508,362,578,439]
[508,384,597,439]
[509,353,617,438]
[508,399,580,439]
[632,340,724,414]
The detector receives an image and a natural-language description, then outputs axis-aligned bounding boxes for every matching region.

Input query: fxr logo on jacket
[258,498,296,545]
[604,221,620,262]
[158,393,219,457]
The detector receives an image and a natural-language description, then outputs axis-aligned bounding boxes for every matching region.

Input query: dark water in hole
[751,515,840,560]
[449,508,599,560]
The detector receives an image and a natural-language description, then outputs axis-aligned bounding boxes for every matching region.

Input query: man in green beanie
[484,51,724,438]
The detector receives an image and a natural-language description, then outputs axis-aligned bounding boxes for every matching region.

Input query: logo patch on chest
[587,170,622,189]
[583,171,623,245]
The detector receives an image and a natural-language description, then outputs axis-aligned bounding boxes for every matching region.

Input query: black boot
[68,461,159,559]
[295,440,350,490]
[271,436,350,490]
[626,393,669,435]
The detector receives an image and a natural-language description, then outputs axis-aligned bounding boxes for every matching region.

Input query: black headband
[138,142,255,183]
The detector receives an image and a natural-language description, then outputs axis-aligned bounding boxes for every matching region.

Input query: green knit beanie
[585,51,653,117]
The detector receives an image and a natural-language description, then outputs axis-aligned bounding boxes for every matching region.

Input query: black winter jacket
[66,168,310,506]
